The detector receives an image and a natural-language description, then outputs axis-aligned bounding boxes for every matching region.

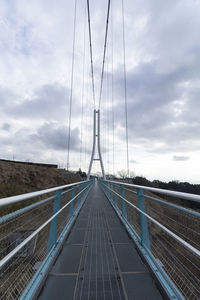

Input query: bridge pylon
[87,109,105,180]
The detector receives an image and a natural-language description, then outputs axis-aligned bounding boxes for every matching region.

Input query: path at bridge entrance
[39,180,162,299]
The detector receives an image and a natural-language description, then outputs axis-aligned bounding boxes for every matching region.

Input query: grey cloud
[31,122,80,152]
[111,54,200,155]
[1,123,11,131]
[173,155,190,161]
[130,160,136,163]
[0,83,82,122]
[10,84,70,120]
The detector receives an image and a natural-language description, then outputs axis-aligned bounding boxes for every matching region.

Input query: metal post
[47,189,62,252]
[120,184,127,219]
[111,183,114,202]
[113,183,117,208]
[87,109,105,180]
[137,188,151,250]
[70,186,76,217]
[106,182,109,199]
[87,110,96,180]
[78,184,81,207]
[97,110,105,179]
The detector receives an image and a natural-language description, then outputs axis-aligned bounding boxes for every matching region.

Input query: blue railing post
[105,182,108,198]
[137,188,151,250]
[70,185,76,218]
[113,183,117,208]
[82,183,87,201]
[109,182,112,201]
[120,184,127,219]
[78,184,81,207]
[47,189,62,253]
[108,182,110,199]
[111,183,113,202]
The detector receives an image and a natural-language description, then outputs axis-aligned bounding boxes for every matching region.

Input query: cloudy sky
[0,0,200,183]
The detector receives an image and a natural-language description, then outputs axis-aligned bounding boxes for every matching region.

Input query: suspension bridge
[0,0,200,299]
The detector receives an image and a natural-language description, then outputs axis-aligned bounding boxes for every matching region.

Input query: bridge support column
[137,188,151,250]
[87,109,105,180]
[47,189,62,252]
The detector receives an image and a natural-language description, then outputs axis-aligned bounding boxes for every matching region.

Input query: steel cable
[98,0,111,109]
[111,0,115,176]
[86,0,96,109]
[121,0,130,178]
[67,0,77,170]
[80,1,87,170]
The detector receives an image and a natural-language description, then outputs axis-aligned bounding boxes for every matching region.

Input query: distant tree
[132,176,152,187]
[118,169,128,179]
[76,168,86,178]
[152,180,168,190]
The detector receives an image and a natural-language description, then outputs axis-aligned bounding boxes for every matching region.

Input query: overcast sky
[0,0,200,183]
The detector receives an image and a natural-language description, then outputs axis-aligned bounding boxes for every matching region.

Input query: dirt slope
[0,160,81,198]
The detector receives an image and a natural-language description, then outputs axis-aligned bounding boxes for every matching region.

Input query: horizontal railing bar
[121,184,199,218]
[0,188,74,225]
[62,187,73,195]
[0,195,54,225]
[144,194,200,218]
[0,183,90,270]
[124,187,137,195]
[105,179,200,203]
[0,180,87,207]
[102,182,200,258]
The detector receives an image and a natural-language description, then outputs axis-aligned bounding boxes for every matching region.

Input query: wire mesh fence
[0,181,91,299]
[101,180,200,300]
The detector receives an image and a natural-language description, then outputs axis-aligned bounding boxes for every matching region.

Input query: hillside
[0,160,81,198]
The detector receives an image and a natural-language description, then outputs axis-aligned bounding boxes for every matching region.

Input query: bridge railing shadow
[99,179,200,300]
[0,179,93,299]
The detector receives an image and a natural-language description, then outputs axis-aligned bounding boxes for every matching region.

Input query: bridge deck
[39,181,163,300]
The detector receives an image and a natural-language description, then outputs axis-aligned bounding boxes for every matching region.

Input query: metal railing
[99,179,200,300]
[0,180,93,299]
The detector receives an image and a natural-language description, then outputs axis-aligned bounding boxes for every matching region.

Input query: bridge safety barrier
[0,179,93,299]
[99,179,200,300]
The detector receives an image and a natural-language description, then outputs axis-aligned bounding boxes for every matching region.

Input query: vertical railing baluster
[120,184,127,219]
[111,183,114,203]
[78,184,81,207]
[137,188,150,250]
[70,185,76,218]
[113,183,117,209]
[106,182,108,198]
[109,182,112,201]
[47,189,62,253]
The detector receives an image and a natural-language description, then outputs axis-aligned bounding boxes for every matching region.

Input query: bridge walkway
[38,181,163,300]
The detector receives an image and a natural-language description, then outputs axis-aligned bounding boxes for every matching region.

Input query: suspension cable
[80,1,87,170]
[98,0,111,109]
[84,40,90,166]
[121,0,129,177]
[67,0,77,171]
[86,0,96,109]
[111,0,115,176]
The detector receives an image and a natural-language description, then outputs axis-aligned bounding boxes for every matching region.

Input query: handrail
[124,186,200,218]
[100,179,200,299]
[105,179,200,203]
[0,179,94,299]
[0,188,75,225]
[0,184,88,269]
[0,180,86,207]
[102,182,200,257]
